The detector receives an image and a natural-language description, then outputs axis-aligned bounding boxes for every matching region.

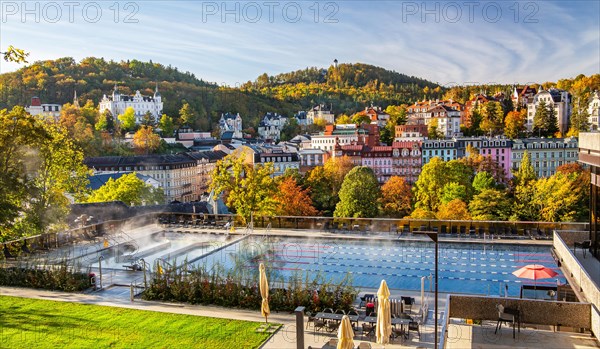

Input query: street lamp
[414,230,439,349]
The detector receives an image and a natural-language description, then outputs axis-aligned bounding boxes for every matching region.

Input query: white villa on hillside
[99,85,163,124]
[526,89,571,134]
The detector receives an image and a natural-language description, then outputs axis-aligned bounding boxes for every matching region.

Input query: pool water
[192,236,565,297]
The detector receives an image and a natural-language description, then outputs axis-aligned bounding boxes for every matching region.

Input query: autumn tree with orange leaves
[275,177,318,216]
[379,176,412,218]
[133,126,161,154]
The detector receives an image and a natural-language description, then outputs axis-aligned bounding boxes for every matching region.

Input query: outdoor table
[314,312,359,322]
[363,316,412,340]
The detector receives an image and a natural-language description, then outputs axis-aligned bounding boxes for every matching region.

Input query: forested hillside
[0,58,443,130]
[0,57,300,130]
[240,63,445,112]
[2,57,596,132]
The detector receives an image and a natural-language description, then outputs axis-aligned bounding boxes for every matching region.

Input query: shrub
[142,262,358,313]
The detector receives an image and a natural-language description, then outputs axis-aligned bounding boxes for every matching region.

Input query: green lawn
[0,296,278,348]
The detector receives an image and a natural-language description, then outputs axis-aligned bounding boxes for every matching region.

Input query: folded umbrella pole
[259,263,270,323]
[337,315,354,349]
[376,279,392,347]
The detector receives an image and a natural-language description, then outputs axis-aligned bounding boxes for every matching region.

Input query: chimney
[31,96,41,107]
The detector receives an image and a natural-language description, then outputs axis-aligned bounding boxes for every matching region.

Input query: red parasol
[512,264,558,280]
[513,264,558,298]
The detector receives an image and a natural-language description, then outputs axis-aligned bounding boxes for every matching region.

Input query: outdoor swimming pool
[191,235,565,297]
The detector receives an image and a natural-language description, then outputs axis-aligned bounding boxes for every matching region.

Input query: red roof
[30,96,41,106]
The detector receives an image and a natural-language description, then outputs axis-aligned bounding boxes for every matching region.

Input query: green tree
[81,100,99,125]
[512,184,538,221]
[179,102,197,127]
[27,120,90,233]
[472,171,496,194]
[480,101,504,136]
[351,113,371,125]
[95,110,114,132]
[469,189,512,221]
[304,166,337,215]
[504,110,526,139]
[118,107,136,131]
[380,105,407,145]
[413,157,447,212]
[87,173,164,206]
[209,153,277,224]
[379,125,393,145]
[533,172,588,222]
[1,107,90,237]
[513,151,537,186]
[158,114,175,137]
[1,45,28,63]
[95,112,108,131]
[280,117,301,141]
[0,107,45,235]
[446,160,474,191]
[567,102,590,137]
[427,118,444,139]
[384,105,407,126]
[141,111,155,126]
[533,100,548,136]
[546,103,559,136]
[335,114,352,124]
[440,183,467,204]
[334,166,380,218]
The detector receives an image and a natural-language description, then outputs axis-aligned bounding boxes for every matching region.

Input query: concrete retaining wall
[554,232,600,307]
[552,231,600,339]
[448,294,591,329]
[557,230,589,248]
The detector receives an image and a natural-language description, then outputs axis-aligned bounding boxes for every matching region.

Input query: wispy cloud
[1,1,598,85]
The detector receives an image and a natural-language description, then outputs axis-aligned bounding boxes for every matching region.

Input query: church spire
[73,90,79,108]
[154,81,161,98]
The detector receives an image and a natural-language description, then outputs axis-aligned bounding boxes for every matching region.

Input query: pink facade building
[362,146,393,184]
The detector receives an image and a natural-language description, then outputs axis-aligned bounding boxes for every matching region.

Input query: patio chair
[313,317,326,332]
[401,296,414,313]
[391,325,404,342]
[305,311,316,329]
[362,322,375,339]
[326,320,338,332]
[574,240,592,258]
[408,321,420,339]
[468,227,475,238]
[451,226,458,235]
[440,225,447,235]
[478,227,485,237]
[323,308,334,314]
[347,309,359,328]
[495,304,516,338]
[359,294,375,308]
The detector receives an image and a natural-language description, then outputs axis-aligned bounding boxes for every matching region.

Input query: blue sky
[1,1,599,86]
